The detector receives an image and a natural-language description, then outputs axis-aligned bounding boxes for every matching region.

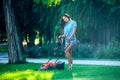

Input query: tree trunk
[2,0,26,63]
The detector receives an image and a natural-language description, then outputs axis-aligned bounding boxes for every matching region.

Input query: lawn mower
[38,37,65,70]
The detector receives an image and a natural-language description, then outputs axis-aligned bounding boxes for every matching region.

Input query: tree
[0,0,6,43]
[2,0,25,63]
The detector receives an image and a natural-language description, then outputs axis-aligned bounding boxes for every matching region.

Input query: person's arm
[59,33,66,38]
[61,33,66,38]
[67,26,77,40]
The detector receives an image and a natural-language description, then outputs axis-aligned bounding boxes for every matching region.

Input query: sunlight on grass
[73,78,90,80]
[0,70,54,80]
[0,63,120,80]
[72,73,90,80]
[72,73,77,77]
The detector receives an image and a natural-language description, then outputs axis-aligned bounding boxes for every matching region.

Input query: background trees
[0,0,120,62]
[58,0,120,45]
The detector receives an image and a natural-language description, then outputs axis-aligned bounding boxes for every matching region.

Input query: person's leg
[65,43,74,70]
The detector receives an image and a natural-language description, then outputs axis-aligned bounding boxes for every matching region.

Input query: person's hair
[60,13,71,28]
[62,13,70,20]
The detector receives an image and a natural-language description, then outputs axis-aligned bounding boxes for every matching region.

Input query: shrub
[95,41,120,59]
[24,46,42,58]
[0,43,8,52]
[73,43,94,58]
[24,41,120,59]
[24,42,64,58]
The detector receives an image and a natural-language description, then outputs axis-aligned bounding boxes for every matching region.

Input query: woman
[59,13,77,70]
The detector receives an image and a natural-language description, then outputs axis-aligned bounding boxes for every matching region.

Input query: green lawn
[0,63,120,80]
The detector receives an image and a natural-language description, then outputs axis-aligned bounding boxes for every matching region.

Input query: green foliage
[24,40,120,59]
[24,43,56,58]
[73,43,94,58]
[72,41,120,59]
[0,44,8,52]
[34,0,61,7]
[54,24,61,37]
[2,0,120,60]
[0,63,120,80]
[24,46,42,58]
[57,0,120,44]
[103,0,118,5]
[96,41,120,59]
[24,42,63,58]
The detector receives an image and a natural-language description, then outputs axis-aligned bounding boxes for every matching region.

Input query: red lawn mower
[38,37,65,70]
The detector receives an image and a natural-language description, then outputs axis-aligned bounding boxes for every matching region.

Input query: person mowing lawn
[59,13,77,70]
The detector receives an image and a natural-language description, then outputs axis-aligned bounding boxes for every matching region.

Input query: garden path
[0,52,120,66]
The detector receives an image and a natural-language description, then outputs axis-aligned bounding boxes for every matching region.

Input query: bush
[24,46,42,58]
[24,41,120,59]
[24,42,64,58]
[73,41,120,59]
[96,41,120,59]
[73,43,94,58]
[0,43,8,52]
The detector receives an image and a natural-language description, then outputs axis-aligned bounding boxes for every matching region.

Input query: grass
[0,63,120,80]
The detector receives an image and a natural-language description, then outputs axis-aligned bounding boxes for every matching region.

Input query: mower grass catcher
[40,60,65,70]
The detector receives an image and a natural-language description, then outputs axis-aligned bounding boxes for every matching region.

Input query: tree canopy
[0,0,120,63]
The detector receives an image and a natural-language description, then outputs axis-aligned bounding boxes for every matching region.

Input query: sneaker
[68,65,72,70]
